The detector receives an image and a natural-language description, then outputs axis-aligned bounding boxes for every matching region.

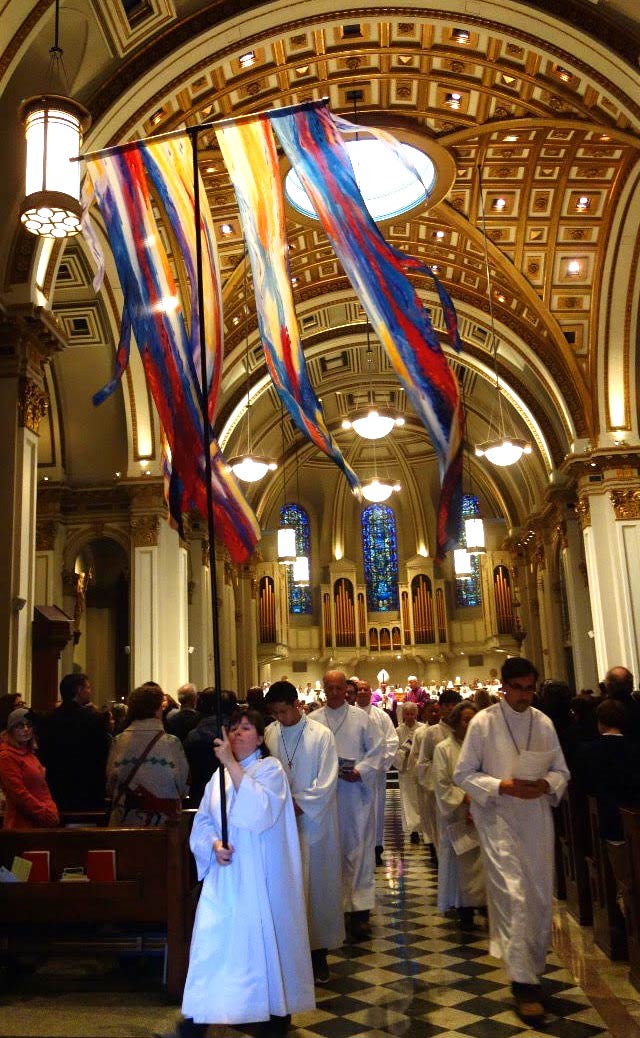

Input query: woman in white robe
[180,708,315,1038]
[433,702,485,927]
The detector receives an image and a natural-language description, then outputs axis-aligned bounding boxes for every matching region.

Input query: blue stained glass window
[361,504,399,612]
[279,503,312,615]
[455,494,482,607]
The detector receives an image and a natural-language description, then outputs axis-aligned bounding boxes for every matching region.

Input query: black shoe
[257,1015,291,1038]
[349,909,371,941]
[457,907,475,931]
[410,831,420,844]
[312,948,330,984]
[375,845,384,866]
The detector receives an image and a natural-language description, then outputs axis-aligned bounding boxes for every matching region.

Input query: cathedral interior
[1,0,640,709]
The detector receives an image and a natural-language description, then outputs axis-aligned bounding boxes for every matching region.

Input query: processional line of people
[4,660,640,1031]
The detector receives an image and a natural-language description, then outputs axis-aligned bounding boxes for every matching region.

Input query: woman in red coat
[0,708,59,829]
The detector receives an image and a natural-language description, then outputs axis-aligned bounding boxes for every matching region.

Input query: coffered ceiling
[2,0,640,534]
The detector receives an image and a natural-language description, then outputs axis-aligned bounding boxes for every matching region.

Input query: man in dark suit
[38,673,111,812]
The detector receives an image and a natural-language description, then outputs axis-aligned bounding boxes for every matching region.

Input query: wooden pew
[586,795,627,960]
[621,807,640,989]
[558,781,593,924]
[0,813,197,999]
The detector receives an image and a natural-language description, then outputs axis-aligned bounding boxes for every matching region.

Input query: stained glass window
[455,494,482,607]
[279,503,312,614]
[362,504,399,612]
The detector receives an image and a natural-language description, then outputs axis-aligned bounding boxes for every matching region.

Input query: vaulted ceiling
[2,0,639,544]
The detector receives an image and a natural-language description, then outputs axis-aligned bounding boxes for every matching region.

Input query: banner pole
[71,97,329,163]
[188,124,228,847]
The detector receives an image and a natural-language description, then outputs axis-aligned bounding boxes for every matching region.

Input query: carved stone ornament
[18,377,48,433]
[610,489,640,521]
[36,519,59,552]
[130,514,160,546]
[576,497,591,530]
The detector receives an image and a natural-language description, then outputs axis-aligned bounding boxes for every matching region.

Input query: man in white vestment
[314,670,383,940]
[409,689,462,857]
[454,657,569,1025]
[433,701,485,929]
[356,680,399,865]
[393,702,423,843]
[264,681,344,983]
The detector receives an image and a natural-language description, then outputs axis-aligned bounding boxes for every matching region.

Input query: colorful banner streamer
[215,110,361,497]
[82,138,260,563]
[269,103,464,557]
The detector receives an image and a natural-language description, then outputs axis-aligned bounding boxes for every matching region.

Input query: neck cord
[501,703,533,754]
[279,717,306,769]
[324,703,348,739]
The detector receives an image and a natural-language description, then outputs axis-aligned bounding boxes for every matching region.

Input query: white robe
[393,721,423,834]
[409,720,451,844]
[360,704,399,846]
[433,735,485,913]
[265,716,345,950]
[454,703,569,984]
[313,703,383,911]
[181,751,315,1025]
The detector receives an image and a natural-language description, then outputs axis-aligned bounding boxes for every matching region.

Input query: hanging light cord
[48,0,70,89]
[242,249,252,458]
[477,163,507,436]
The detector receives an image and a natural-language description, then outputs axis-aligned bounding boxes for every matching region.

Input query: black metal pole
[189,126,228,847]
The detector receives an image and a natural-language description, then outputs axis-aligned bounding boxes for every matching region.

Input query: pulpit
[31,605,74,713]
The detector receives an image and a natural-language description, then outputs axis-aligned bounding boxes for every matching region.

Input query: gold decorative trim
[576,497,591,530]
[130,514,160,546]
[610,489,640,521]
[18,377,48,433]
[36,519,58,552]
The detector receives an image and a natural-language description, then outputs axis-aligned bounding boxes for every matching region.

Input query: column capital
[36,519,59,552]
[576,496,591,530]
[610,488,640,521]
[18,376,48,433]
[0,303,67,384]
[130,514,161,547]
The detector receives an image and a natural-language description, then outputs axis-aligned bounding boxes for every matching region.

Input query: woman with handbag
[106,684,189,826]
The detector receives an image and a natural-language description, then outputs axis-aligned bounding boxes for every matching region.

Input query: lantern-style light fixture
[464,516,486,555]
[292,554,310,585]
[19,3,90,239]
[454,548,473,576]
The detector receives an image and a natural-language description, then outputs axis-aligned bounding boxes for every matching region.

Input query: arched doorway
[71,538,129,706]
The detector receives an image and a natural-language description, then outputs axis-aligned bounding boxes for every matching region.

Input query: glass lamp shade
[342,410,405,440]
[292,554,310,585]
[20,95,91,238]
[454,548,473,576]
[229,455,277,482]
[361,478,400,503]
[464,517,485,554]
[277,526,297,564]
[475,438,532,467]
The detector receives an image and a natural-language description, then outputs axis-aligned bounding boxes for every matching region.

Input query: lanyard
[501,703,533,754]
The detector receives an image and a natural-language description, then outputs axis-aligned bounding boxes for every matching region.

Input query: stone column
[579,465,640,678]
[561,512,598,692]
[185,522,213,690]
[129,484,189,692]
[0,306,63,698]
[235,562,258,695]
[534,534,566,681]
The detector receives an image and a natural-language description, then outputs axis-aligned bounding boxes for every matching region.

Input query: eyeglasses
[13,721,33,729]
[505,682,536,693]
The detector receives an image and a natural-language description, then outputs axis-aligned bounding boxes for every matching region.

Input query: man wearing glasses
[454,657,569,1025]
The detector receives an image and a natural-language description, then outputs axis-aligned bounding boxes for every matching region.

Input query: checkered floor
[289,788,610,1038]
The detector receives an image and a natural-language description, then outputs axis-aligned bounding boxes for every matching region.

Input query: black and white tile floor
[0,788,623,1038]
[291,789,610,1038]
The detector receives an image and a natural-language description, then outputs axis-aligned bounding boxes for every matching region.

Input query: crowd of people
[1,660,640,1032]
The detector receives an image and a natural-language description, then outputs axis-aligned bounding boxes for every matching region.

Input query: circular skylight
[284,138,436,222]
